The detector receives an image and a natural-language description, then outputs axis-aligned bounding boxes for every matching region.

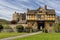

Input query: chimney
[44,5,47,10]
[27,8,29,13]
[27,8,29,11]
[15,11,16,14]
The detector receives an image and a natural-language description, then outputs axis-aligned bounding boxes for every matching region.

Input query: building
[13,12,26,24]
[27,5,56,31]
[13,5,56,31]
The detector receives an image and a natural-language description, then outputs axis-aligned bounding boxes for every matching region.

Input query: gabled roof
[27,10,37,14]
[46,9,55,14]
[27,8,55,15]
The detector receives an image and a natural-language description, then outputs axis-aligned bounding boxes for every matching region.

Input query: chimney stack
[44,5,47,10]
[15,11,16,14]
[27,8,29,13]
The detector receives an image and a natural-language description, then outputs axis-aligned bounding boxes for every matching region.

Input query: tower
[13,12,20,22]
[44,5,47,10]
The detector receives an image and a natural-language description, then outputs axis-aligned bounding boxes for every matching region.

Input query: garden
[0,21,60,39]
[14,33,60,40]
[0,32,25,39]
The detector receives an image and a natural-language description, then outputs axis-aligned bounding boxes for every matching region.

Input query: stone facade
[27,5,56,31]
[13,12,26,24]
[12,5,56,31]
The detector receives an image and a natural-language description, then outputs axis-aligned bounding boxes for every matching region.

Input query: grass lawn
[14,33,60,40]
[0,32,26,39]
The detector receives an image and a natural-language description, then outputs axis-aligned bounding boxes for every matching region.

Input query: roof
[27,8,55,15]
[27,10,37,14]
[46,9,55,14]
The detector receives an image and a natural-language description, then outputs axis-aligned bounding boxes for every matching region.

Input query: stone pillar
[32,22,37,29]
[45,22,54,32]
[32,22,38,32]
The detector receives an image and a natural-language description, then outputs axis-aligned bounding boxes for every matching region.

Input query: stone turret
[13,12,20,22]
[44,5,47,10]
[12,12,26,24]
[43,5,47,13]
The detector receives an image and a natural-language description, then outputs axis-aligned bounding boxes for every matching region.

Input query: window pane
[37,14,41,18]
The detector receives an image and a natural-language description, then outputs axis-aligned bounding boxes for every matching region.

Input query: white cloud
[0,0,60,20]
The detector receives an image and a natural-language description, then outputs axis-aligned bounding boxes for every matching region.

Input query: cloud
[0,0,60,20]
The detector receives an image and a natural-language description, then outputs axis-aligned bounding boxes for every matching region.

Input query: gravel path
[0,31,42,40]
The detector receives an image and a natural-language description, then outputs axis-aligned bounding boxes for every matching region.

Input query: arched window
[17,18,19,22]
[37,14,41,19]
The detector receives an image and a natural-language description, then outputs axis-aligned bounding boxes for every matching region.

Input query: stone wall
[45,22,54,32]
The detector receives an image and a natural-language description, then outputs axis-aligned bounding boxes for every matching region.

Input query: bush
[0,24,3,32]
[3,25,13,32]
[4,25,12,28]
[25,27,32,33]
[53,23,60,32]
[11,20,17,24]
[42,28,48,33]
[16,25,24,32]
[53,21,60,33]
[32,29,38,32]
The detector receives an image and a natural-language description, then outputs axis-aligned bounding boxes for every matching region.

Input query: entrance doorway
[37,21,45,31]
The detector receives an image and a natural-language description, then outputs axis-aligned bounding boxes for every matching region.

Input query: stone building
[13,12,26,24]
[27,5,56,31]
[13,5,56,31]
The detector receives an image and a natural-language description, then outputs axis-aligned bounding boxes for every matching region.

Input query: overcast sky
[0,0,60,21]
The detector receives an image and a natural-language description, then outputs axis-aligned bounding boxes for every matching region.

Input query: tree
[54,21,60,32]
[11,20,17,24]
[16,25,24,32]
[0,25,3,32]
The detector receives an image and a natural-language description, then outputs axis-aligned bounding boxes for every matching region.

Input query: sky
[0,0,60,21]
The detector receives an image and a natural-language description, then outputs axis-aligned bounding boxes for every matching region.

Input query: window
[32,22,34,26]
[17,18,19,22]
[34,12,37,13]
[49,23,53,27]
[37,14,41,18]
[39,11,42,13]
[46,12,48,14]
[46,15,49,18]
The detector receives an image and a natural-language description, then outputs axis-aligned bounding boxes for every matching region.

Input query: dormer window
[39,11,42,13]
[39,9,43,13]
[37,14,41,18]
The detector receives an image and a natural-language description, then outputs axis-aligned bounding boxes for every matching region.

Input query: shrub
[25,27,32,33]
[42,28,48,33]
[0,24,3,32]
[11,20,17,24]
[3,25,13,32]
[32,28,38,32]
[16,25,24,32]
[53,23,60,32]
[53,24,58,32]
[4,25,12,29]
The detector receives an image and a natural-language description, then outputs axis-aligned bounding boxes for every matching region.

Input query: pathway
[0,31,42,40]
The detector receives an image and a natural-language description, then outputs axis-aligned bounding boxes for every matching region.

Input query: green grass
[0,32,25,39]
[15,33,60,40]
